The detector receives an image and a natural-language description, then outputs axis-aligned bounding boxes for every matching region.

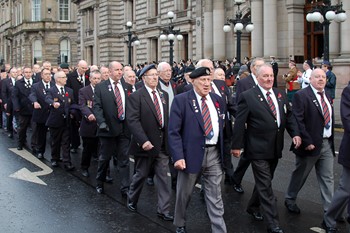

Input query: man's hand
[305,144,315,151]
[231,149,241,158]
[292,136,302,149]
[142,141,154,151]
[53,102,60,109]
[34,102,41,109]
[174,159,186,170]
[87,114,96,122]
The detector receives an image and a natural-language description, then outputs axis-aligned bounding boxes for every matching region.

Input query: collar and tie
[114,81,124,120]
[45,84,49,90]
[60,87,65,95]
[317,91,331,129]
[152,90,162,127]
[201,96,214,139]
[266,91,277,118]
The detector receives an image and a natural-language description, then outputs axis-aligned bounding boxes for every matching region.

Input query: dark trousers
[70,119,81,149]
[49,126,71,164]
[232,153,251,185]
[223,138,234,177]
[31,122,48,154]
[96,134,130,192]
[81,136,99,170]
[249,159,279,229]
[6,113,13,133]
[17,114,32,146]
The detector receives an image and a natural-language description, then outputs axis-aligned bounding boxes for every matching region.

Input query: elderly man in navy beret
[169,66,227,233]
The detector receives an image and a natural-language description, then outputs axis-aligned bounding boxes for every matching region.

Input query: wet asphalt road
[0,128,349,233]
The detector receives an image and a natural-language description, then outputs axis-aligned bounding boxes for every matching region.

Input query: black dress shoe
[157,212,174,221]
[81,169,89,177]
[17,146,23,150]
[176,226,187,233]
[51,161,58,167]
[267,226,284,233]
[322,221,338,233]
[233,184,244,193]
[247,209,264,221]
[147,177,154,186]
[284,201,300,214]
[127,200,137,212]
[64,164,75,171]
[96,185,104,194]
[121,190,128,199]
[105,176,113,183]
[37,153,44,159]
[8,133,13,138]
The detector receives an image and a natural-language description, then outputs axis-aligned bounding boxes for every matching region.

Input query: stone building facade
[0,0,78,67]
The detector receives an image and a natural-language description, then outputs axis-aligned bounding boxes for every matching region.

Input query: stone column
[203,0,213,58]
[212,0,225,60]
[251,0,263,57]
[188,32,193,60]
[93,5,98,65]
[263,0,277,58]
[286,3,304,59]
[339,1,350,58]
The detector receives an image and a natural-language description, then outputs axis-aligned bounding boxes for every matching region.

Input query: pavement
[0,128,349,233]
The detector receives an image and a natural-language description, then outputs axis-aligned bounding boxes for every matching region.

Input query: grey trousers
[173,147,227,233]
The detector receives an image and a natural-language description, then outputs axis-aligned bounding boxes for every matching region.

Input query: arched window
[60,39,70,63]
[33,39,42,62]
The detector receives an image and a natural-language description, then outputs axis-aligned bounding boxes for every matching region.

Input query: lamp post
[223,0,254,65]
[306,0,346,61]
[126,21,140,66]
[160,11,183,65]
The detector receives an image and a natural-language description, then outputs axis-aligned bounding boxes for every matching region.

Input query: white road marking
[9,148,53,185]
[310,227,325,232]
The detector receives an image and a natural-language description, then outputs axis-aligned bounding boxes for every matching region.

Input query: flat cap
[139,64,157,78]
[60,63,69,69]
[184,64,195,73]
[322,60,331,67]
[189,67,211,79]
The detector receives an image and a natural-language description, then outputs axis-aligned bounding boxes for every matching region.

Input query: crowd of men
[0,57,348,233]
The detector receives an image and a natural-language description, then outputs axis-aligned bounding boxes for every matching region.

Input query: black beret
[304,60,313,69]
[184,64,195,73]
[189,67,211,79]
[60,63,69,69]
[0,68,5,73]
[139,64,157,78]
[322,60,331,67]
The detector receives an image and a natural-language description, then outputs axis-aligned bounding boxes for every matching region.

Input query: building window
[60,39,70,63]
[304,1,323,60]
[148,0,158,17]
[59,0,69,21]
[178,0,188,10]
[33,39,42,62]
[32,0,41,21]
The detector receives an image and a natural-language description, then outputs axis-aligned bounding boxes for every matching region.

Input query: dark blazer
[168,90,226,173]
[79,85,97,138]
[45,85,74,128]
[127,87,169,157]
[1,77,15,113]
[339,84,350,168]
[29,81,54,124]
[66,70,90,104]
[234,74,256,104]
[176,81,190,94]
[93,79,132,137]
[292,85,335,157]
[325,70,336,100]
[231,87,299,160]
[12,78,37,115]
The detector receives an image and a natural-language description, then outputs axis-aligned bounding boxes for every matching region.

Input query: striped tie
[201,97,213,139]
[318,92,330,129]
[152,91,162,126]
[114,82,124,120]
[266,92,277,118]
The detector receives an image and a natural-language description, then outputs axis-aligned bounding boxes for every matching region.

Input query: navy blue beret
[139,64,157,77]
[189,67,211,79]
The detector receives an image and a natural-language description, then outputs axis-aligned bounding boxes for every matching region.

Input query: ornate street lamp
[160,11,183,65]
[126,21,140,66]
[223,0,254,65]
[306,0,346,61]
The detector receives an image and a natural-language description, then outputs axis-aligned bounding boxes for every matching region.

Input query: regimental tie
[60,87,65,96]
[210,83,215,93]
[45,84,49,90]
[152,91,162,126]
[266,91,277,118]
[318,91,331,129]
[114,82,124,120]
[201,96,214,139]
